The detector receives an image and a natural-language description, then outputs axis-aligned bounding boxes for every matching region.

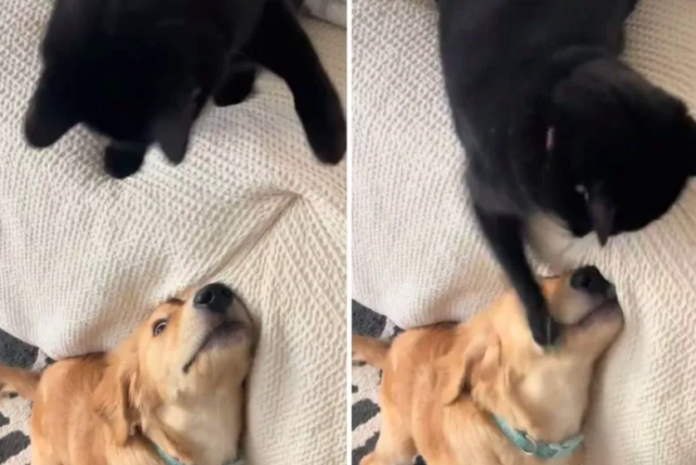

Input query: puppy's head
[24,0,228,164]
[547,58,696,244]
[93,283,254,445]
[440,267,623,442]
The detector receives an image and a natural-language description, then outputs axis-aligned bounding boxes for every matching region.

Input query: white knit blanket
[353,0,696,463]
[0,2,346,464]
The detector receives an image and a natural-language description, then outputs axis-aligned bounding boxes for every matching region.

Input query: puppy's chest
[192,420,241,464]
[159,398,243,465]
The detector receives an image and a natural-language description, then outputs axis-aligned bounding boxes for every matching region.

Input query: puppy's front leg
[243,0,346,164]
[361,428,415,465]
[30,449,61,465]
[30,428,61,465]
[472,204,560,346]
[361,393,417,465]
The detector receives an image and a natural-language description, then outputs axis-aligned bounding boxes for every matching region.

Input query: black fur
[24,0,345,179]
[439,0,696,345]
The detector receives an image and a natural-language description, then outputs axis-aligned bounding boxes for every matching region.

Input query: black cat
[24,0,345,178]
[439,0,696,345]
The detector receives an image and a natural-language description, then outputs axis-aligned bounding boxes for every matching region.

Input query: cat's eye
[152,319,168,336]
[575,184,589,201]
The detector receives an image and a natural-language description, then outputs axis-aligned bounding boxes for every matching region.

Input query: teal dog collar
[493,415,584,460]
[155,444,243,465]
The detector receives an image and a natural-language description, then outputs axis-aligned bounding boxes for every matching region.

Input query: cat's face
[547,59,696,243]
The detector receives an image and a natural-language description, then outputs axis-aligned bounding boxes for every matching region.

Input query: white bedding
[0,2,346,464]
[352,0,696,463]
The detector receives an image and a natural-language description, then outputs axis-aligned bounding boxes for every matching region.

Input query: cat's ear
[649,98,696,177]
[24,71,79,148]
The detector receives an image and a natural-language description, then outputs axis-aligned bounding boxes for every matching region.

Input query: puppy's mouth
[183,320,248,373]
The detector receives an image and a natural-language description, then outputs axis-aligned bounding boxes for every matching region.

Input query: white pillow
[303,0,346,28]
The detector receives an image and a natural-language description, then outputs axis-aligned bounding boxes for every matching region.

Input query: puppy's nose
[570,266,613,296]
[194,283,234,314]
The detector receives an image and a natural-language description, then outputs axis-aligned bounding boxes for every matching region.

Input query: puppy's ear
[92,355,140,446]
[153,104,194,165]
[438,330,501,405]
[24,72,78,149]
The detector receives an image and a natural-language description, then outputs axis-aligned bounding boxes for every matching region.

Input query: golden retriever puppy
[0,283,254,465]
[353,266,623,465]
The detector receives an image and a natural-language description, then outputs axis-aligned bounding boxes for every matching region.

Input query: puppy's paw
[296,87,346,165]
[104,144,146,179]
[214,69,257,107]
[529,311,561,348]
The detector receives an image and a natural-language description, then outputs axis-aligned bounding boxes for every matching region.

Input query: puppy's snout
[194,283,234,314]
[570,266,614,298]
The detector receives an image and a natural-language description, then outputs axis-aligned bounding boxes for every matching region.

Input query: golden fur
[0,288,254,465]
[353,273,623,465]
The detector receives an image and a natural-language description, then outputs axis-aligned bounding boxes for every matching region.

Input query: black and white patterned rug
[0,329,53,465]
[351,301,427,465]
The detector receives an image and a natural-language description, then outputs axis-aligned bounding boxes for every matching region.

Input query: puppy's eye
[153,319,168,336]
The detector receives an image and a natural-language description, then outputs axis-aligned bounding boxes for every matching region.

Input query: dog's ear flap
[92,357,140,446]
[24,71,79,149]
[153,104,194,165]
[438,330,501,405]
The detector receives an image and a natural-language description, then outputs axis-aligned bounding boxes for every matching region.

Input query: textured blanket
[0,2,346,464]
[352,0,696,464]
